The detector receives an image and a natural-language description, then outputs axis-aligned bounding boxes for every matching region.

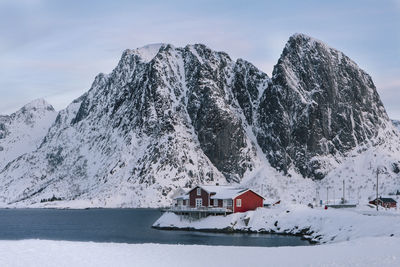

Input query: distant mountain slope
[0,34,399,208]
[0,99,57,171]
[392,119,400,131]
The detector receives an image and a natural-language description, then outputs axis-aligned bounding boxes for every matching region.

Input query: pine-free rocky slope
[0,34,399,208]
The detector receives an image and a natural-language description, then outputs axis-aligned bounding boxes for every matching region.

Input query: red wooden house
[175,185,264,213]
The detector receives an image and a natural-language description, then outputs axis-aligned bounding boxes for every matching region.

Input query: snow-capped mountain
[0,43,271,207]
[0,34,399,207]
[0,99,57,171]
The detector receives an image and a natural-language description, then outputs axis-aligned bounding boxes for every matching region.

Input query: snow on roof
[174,195,189,200]
[375,197,397,203]
[194,185,262,200]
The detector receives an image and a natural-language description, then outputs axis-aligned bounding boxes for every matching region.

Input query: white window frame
[195,198,202,207]
[236,199,242,207]
[197,188,201,196]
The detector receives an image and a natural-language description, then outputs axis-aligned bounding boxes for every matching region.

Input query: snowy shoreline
[152,224,315,243]
[153,204,400,244]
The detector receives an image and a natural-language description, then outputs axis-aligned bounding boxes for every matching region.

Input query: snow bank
[0,238,399,267]
[153,204,400,243]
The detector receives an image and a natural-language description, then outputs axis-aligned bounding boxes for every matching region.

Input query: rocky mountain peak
[258,33,390,179]
[21,98,55,111]
[285,33,329,50]
[123,43,167,63]
[8,98,56,127]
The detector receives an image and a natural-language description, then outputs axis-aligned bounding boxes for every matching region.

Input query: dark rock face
[183,45,267,181]
[232,59,270,125]
[0,116,10,139]
[257,34,389,179]
[188,86,247,181]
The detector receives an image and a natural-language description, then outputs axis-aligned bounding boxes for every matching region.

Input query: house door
[195,198,202,207]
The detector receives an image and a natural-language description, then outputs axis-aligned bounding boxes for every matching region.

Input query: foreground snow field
[0,237,399,267]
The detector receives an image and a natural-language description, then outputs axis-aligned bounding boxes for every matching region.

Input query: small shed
[174,194,189,207]
[369,197,397,209]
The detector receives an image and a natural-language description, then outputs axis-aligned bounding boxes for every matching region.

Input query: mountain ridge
[0,34,399,207]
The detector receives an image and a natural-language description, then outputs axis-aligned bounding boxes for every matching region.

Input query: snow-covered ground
[0,237,399,267]
[154,204,400,244]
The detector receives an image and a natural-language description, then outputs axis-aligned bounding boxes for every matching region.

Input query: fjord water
[0,209,308,247]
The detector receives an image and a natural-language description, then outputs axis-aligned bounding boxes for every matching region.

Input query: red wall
[234,190,263,213]
[189,187,210,207]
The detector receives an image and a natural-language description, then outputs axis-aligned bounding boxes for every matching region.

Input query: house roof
[376,197,397,203]
[190,185,264,200]
[174,194,189,200]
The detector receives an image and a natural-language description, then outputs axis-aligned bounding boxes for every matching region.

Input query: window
[195,198,202,207]
[214,199,219,207]
[197,188,201,196]
[227,199,233,207]
[236,199,242,207]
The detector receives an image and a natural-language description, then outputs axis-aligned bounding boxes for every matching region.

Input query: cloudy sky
[1,0,399,118]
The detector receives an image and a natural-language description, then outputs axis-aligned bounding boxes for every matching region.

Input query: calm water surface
[0,208,309,247]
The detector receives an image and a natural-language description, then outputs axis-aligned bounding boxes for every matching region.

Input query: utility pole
[376,168,379,211]
[343,180,345,204]
[326,187,329,205]
[348,188,350,202]
[333,189,335,205]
